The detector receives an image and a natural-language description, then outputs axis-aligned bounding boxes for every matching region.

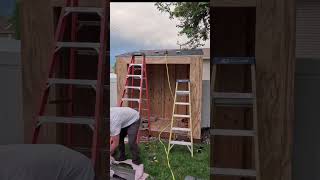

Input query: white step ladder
[211,57,260,179]
[168,79,193,157]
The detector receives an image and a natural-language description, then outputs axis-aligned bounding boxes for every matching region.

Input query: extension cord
[157,51,176,180]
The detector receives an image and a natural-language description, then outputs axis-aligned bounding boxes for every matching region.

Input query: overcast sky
[110,2,210,65]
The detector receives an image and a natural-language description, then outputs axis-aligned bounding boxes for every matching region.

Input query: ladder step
[125,86,141,90]
[170,140,192,146]
[176,79,190,83]
[56,42,100,49]
[129,64,143,67]
[211,129,255,137]
[37,116,95,126]
[121,98,140,102]
[213,92,254,105]
[133,108,148,111]
[176,91,190,95]
[211,168,257,177]
[48,78,97,86]
[78,20,100,27]
[175,102,190,105]
[213,92,253,99]
[127,75,142,78]
[173,114,191,118]
[172,127,191,132]
[64,7,102,15]
[213,57,256,65]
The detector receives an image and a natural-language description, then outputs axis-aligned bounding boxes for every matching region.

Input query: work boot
[132,158,142,165]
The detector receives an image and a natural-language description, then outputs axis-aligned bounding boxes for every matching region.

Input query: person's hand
[110,156,115,164]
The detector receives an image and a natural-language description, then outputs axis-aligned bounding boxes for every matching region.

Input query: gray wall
[201,80,210,128]
[0,39,23,144]
[293,58,320,180]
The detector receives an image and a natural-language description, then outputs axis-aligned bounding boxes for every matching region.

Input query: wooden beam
[212,0,256,7]
[255,0,295,180]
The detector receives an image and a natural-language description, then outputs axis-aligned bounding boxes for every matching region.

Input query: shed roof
[202,48,210,59]
[116,48,204,57]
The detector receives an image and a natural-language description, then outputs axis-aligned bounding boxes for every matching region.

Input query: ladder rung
[213,92,254,105]
[37,116,95,126]
[56,42,100,49]
[127,75,142,78]
[213,92,253,99]
[211,168,257,177]
[176,79,190,83]
[125,86,141,90]
[176,91,190,95]
[170,140,192,146]
[173,114,191,118]
[171,127,191,132]
[211,129,255,137]
[121,98,140,102]
[133,108,148,111]
[48,78,97,86]
[64,7,102,15]
[78,21,100,27]
[175,102,190,105]
[213,57,256,65]
[129,64,143,67]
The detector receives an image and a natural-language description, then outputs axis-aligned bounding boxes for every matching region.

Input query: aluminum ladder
[31,0,108,170]
[168,79,193,157]
[211,57,260,179]
[118,52,151,142]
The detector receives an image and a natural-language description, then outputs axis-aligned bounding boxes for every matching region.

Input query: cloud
[110,2,210,64]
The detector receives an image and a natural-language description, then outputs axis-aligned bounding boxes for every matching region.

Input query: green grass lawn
[122,140,209,180]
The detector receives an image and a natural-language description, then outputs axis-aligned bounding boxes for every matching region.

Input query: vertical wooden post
[21,0,55,143]
[255,0,295,180]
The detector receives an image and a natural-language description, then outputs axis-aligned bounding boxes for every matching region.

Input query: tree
[10,0,20,40]
[155,2,210,49]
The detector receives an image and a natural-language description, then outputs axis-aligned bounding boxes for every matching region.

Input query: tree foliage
[155,2,210,49]
[10,0,20,40]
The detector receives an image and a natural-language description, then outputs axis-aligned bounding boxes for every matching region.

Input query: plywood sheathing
[116,55,203,139]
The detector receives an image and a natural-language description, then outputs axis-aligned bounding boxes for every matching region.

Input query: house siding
[296,0,320,58]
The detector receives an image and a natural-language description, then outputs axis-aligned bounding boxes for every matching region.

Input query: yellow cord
[158,51,176,180]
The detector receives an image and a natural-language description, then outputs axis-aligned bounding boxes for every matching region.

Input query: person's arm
[110,135,119,155]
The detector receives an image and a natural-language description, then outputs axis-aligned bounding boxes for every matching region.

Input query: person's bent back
[0,144,95,180]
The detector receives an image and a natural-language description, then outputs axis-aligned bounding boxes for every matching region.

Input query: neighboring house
[110,72,117,107]
[294,0,320,179]
[0,16,15,39]
[0,38,22,145]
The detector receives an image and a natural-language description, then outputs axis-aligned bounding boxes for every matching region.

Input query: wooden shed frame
[115,54,203,139]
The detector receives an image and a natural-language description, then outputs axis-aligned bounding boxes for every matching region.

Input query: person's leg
[127,118,141,165]
[116,127,128,161]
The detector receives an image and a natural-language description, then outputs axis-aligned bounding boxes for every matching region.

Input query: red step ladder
[118,53,151,142]
[31,0,108,169]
